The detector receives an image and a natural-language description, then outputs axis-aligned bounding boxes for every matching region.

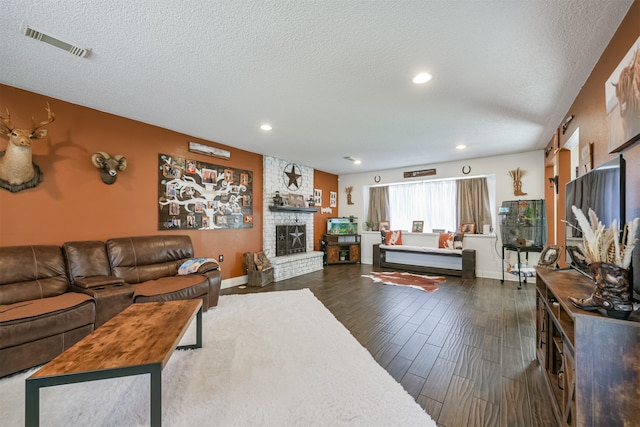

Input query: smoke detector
[23,25,90,58]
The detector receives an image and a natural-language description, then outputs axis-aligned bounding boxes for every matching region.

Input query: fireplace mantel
[269,206,318,213]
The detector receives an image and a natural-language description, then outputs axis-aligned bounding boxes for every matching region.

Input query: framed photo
[605,35,640,153]
[314,189,322,206]
[412,221,424,233]
[379,220,390,231]
[186,160,197,174]
[459,222,475,234]
[329,191,337,208]
[288,194,306,208]
[537,245,562,269]
[566,245,590,272]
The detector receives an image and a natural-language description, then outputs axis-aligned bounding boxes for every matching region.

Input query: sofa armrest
[74,275,125,289]
[201,269,222,307]
[461,249,476,279]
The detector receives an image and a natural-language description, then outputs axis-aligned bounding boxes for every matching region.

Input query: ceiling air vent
[24,25,90,58]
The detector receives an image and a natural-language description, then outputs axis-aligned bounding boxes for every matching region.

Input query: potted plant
[568,206,639,319]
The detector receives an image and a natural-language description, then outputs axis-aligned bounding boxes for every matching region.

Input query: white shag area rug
[1,289,436,426]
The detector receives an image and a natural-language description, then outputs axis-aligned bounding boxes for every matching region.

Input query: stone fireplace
[263,156,323,281]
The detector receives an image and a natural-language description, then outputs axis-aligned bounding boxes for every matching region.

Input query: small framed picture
[314,189,322,206]
[460,222,475,234]
[288,194,306,208]
[412,221,424,233]
[379,220,390,231]
[329,191,337,208]
[538,245,562,269]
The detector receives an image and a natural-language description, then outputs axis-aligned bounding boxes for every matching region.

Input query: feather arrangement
[571,205,639,269]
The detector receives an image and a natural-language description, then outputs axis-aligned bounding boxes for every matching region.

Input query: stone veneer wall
[263,156,323,280]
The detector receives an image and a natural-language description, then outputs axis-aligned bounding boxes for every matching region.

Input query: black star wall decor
[283,163,302,190]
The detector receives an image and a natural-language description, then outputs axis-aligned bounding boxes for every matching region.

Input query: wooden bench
[373,244,476,279]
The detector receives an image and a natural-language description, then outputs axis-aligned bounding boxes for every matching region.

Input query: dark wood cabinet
[322,234,361,264]
[535,268,639,426]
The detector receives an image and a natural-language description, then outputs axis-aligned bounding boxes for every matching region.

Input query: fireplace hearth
[276,224,306,256]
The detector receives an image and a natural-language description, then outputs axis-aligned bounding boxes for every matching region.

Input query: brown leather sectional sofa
[0,235,221,378]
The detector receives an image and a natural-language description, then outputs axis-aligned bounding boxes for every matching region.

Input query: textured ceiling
[0,1,633,175]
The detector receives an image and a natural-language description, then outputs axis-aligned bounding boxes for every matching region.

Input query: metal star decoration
[290,227,304,247]
[284,164,302,190]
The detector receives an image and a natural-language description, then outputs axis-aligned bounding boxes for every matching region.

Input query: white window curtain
[388,180,457,232]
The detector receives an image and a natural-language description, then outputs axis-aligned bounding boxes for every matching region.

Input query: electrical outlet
[218,254,224,262]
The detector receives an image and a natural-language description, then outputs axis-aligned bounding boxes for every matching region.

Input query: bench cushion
[380,244,462,256]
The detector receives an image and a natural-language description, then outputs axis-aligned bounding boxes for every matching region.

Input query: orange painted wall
[557,2,640,222]
[551,1,640,287]
[0,85,264,279]
[313,169,339,250]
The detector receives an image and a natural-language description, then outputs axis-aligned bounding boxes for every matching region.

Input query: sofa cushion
[63,240,112,281]
[0,292,95,348]
[132,275,209,303]
[107,235,194,284]
[0,245,69,305]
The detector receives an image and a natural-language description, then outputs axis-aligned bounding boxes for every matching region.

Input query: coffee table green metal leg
[150,364,162,427]
[25,379,40,426]
[177,305,202,350]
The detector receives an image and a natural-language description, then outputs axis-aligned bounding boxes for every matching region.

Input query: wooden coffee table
[25,299,203,427]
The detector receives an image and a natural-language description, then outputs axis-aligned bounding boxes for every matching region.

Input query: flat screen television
[565,154,625,279]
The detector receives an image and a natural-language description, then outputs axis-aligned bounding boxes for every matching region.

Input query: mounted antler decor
[91,152,127,184]
[0,103,55,193]
[509,167,527,196]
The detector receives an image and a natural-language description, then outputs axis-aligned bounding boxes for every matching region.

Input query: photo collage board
[158,153,253,230]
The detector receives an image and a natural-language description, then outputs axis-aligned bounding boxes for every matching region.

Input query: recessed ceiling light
[412,72,432,84]
[456,144,467,150]
[260,124,272,131]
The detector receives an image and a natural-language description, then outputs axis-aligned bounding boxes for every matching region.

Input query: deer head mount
[91,152,127,185]
[0,103,55,193]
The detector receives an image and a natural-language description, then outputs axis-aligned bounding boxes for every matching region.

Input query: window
[388,180,457,232]
[366,176,494,233]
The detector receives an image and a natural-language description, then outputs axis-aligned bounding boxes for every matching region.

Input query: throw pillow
[438,232,454,249]
[385,230,403,245]
[453,232,464,250]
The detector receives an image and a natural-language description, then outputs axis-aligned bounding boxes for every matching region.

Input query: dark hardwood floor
[221,264,559,427]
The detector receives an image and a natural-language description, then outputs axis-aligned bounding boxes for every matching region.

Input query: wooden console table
[322,234,361,264]
[25,300,203,427]
[535,268,639,426]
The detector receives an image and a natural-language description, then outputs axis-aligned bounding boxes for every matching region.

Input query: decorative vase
[568,262,633,320]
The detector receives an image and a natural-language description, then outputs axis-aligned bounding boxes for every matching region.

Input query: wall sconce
[561,115,574,135]
[548,175,559,194]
